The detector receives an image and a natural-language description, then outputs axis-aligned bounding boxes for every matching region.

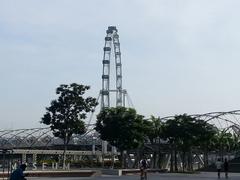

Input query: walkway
[28,172,240,180]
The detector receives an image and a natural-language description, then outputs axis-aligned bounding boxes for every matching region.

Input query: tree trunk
[111,146,115,169]
[170,148,174,172]
[182,151,185,172]
[220,143,224,161]
[187,148,193,171]
[203,148,208,168]
[111,155,114,169]
[158,137,161,169]
[152,151,156,168]
[63,139,67,170]
[121,150,125,169]
[174,149,178,172]
[102,154,105,168]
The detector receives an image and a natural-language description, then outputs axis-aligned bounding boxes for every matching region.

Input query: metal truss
[0,110,240,149]
[12,149,114,156]
[0,125,101,149]
[160,110,240,134]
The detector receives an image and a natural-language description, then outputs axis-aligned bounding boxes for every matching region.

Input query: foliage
[161,114,218,171]
[95,107,145,151]
[212,129,239,153]
[41,83,98,145]
[163,114,217,151]
[144,116,163,144]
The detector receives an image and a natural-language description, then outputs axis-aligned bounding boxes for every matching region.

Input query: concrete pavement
[28,172,240,180]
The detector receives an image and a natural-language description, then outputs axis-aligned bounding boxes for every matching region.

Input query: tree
[194,119,217,167]
[144,116,164,168]
[41,83,98,168]
[163,114,217,172]
[163,116,182,172]
[145,116,163,144]
[95,107,145,167]
[212,130,236,160]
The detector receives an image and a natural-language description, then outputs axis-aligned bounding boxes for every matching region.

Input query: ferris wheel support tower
[100,26,128,154]
[101,26,126,109]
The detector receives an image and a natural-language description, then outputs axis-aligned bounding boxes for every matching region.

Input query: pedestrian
[139,158,148,180]
[223,158,229,179]
[215,158,222,179]
[10,164,27,180]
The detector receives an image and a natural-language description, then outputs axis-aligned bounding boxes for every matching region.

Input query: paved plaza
[28,172,240,180]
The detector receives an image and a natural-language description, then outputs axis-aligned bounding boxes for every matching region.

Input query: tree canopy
[95,107,146,151]
[41,83,98,145]
[144,116,163,144]
[163,114,217,151]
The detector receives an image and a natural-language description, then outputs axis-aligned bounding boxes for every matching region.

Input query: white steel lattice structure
[160,110,240,134]
[101,26,127,109]
[0,111,239,150]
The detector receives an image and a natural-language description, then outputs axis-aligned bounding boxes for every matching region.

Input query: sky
[1,0,240,129]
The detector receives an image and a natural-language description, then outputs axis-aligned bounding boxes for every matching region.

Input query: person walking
[216,158,222,179]
[10,164,27,180]
[223,158,229,179]
[139,158,148,180]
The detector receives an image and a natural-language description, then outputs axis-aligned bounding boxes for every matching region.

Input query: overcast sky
[1,0,240,129]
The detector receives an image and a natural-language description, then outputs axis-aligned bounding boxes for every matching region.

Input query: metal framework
[0,125,99,149]
[160,110,240,134]
[101,26,126,108]
[0,110,239,150]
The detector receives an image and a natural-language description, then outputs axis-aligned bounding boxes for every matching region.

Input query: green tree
[145,116,163,144]
[41,83,98,168]
[163,116,182,172]
[163,114,217,172]
[95,107,145,167]
[144,116,164,168]
[212,129,236,160]
[194,120,217,167]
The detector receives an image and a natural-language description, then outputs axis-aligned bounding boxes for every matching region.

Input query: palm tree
[144,116,164,168]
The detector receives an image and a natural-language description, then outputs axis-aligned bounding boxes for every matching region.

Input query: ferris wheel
[101,26,129,109]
